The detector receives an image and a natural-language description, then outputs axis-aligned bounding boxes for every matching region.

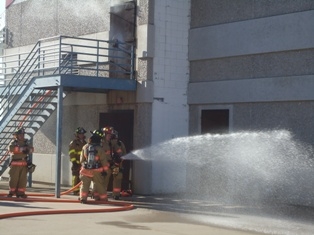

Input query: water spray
[124,130,314,206]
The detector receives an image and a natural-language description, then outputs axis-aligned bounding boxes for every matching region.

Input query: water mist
[124,130,314,207]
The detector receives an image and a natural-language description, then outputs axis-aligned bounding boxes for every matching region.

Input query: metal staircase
[0,35,135,176]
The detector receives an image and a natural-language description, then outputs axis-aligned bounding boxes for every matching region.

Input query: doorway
[201,109,229,134]
[99,110,134,191]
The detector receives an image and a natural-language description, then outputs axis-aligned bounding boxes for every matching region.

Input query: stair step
[0,37,79,175]
[12,111,48,115]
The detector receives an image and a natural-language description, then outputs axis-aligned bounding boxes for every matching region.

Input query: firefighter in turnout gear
[102,126,126,200]
[111,129,126,200]
[7,127,34,198]
[68,127,87,195]
[79,130,110,203]
[101,126,114,199]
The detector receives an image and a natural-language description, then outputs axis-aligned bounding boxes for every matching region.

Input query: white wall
[151,0,190,194]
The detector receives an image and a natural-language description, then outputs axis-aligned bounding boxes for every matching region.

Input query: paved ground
[0,179,314,235]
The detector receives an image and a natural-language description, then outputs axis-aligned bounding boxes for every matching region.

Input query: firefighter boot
[80,198,87,204]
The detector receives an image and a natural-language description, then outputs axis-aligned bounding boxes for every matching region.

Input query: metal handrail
[0,35,136,176]
[0,35,135,121]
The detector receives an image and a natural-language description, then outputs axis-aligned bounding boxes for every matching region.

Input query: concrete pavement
[0,179,314,235]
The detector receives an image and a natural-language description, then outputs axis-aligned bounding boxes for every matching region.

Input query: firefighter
[102,126,126,200]
[79,129,110,203]
[7,127,34,198]
[68,127,87,195]
[110,129,126,200]
[101,126,115,198]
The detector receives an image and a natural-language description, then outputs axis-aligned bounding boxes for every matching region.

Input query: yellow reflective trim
[69,149,82,155]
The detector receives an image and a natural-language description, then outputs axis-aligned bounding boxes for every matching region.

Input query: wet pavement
[0,179,314,235]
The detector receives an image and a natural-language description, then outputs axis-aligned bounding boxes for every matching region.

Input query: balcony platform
[34,74,137,93]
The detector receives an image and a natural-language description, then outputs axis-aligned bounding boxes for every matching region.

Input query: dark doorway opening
[201,109,229,134]
[99,110,134,191]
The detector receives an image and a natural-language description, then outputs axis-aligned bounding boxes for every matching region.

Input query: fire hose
[0,182,135,219]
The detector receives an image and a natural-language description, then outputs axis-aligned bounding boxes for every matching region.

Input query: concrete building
[0,0,314,204]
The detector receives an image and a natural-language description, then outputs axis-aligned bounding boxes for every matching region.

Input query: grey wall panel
[6,0,110,47]
[190,49,314,82]
[137,0,154,25]
[132,103,153,194]
[191,0,314,28]
[189,10,314,60]
[189,101,314,147]
[233,102,314,145]
[188,75,314,104]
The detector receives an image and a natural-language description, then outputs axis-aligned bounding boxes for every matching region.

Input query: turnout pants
[80,170,107,201]
[8,163,28,196]
[104,167,123,197]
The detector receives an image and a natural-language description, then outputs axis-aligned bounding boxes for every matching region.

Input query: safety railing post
[42,50,45,76]
[58,36,62,74]
[18,54,21,69]
[130,44,135,80]
[96,40,99,77]
[70,45,73,74]
[37,41,41,77]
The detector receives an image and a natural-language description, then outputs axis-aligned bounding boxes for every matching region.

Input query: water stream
[124,130,314,206]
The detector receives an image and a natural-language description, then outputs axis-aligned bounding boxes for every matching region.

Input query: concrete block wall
[188,1,314,206]
[132,0,191,195]
[150,0,190,194]
[188,2,314,144]
[6,0,110,47]
[152,0,190,143]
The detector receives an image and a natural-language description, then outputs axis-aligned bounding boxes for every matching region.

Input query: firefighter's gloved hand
[112,167,119,175]
[27,163,36,173]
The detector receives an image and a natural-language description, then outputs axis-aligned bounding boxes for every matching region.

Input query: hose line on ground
[0,182,135,219]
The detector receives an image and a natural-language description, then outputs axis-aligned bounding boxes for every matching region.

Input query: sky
[0,1,4,81]
[0,0,4,30]
[0,0,4,14]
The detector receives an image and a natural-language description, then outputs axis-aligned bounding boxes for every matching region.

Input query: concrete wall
[6,0,110,47]
[130,0,190,195]
[190,0,314,28]
[188,1,314,145]
[149,0,190,194]
[188,1,314,205]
